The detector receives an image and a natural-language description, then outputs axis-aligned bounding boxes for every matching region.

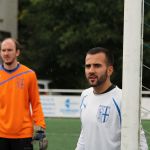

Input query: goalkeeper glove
[33,126,48,150]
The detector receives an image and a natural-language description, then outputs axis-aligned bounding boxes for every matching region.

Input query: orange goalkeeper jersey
[0,63,46,138]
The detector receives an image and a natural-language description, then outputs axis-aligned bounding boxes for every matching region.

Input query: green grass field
[142,120,150,149]
[34,118,150,150]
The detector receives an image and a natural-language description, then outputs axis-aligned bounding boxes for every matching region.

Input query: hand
[33,126,48,150]
[39,137,48,150]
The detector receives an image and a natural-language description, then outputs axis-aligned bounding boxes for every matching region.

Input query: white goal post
[121,0,144,149]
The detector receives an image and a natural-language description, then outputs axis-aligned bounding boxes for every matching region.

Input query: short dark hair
[86,47,114,66]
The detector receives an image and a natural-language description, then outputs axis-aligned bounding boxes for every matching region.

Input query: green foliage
[143,2,150,90]
[18,0,124,88]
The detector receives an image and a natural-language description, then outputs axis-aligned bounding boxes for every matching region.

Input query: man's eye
[7,49,13,51]
[94,64,101,68]
[85,64,91,68]
[1,49,12,52]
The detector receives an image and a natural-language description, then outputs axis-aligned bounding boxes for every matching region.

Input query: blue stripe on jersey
[80,95,88,109]
[112,98,122,125]
[0,65,3,70]
[0,70,32,86]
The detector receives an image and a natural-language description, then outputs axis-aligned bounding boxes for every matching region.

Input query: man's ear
[16,49,20,57]
[107,65,113,76]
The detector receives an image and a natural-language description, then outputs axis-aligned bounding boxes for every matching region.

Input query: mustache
[88,73,96,76]
[87,74,97,78]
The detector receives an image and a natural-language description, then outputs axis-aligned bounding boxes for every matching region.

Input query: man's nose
[88,65,96,72]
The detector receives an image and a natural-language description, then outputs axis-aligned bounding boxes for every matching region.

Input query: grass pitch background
[34,118,150,150]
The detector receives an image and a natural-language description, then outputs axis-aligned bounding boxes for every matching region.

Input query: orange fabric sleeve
[29,71,46,129]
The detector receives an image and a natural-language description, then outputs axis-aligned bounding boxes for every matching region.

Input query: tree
[18,0,124,88]
[143,1,150,91]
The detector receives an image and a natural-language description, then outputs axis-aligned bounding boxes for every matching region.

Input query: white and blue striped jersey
[75,86,148,150]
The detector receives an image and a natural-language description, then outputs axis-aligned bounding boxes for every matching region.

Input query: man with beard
[0,38,47,150]
[75,47,148,150]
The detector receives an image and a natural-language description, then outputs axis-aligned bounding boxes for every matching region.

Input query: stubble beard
[88,71,108,87]
[3,57,16,66]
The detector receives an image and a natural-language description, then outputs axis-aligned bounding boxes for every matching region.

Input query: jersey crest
[16,78,24,89]
[97,105,110,123]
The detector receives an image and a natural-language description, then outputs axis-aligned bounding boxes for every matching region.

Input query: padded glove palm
[33,126,48,150]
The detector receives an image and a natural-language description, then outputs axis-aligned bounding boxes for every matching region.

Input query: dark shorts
[0,137,33,150]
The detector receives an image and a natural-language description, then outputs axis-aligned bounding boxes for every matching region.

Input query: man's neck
[3,61,18,70]
[93,81,112,94]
